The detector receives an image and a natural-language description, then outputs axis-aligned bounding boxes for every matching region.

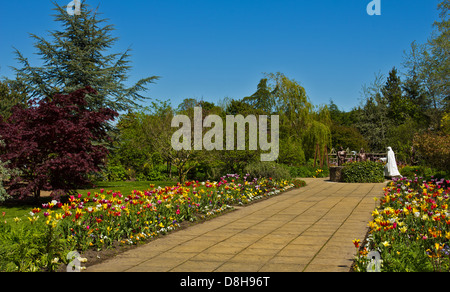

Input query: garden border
[57,182,302,272]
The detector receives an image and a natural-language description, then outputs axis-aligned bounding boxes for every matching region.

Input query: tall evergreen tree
[356,73,392,152]
[381,67,410,124]
[10,1,159,112]
[242,78,275,114]
[402,72,430,125]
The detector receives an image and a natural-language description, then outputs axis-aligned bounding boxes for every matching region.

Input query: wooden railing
[327,152,387,167]
[313,145,387,168]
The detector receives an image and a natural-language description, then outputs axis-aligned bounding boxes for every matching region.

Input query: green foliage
[244,161,291,181]
[0,80,28,120]
[341,161,385,183]
[109,102,176,182]
[302,120,332,160]
[277,136,305,166]
[0,218,74,272]
[331,124,368,151]
[382,67,413,124]
[103,163,129,182]
[414,131,450,172]
[400,165,434,179]
[0,160,13,202]
[287,162,329,178]
[0,141,21,202]
[426,0,450,112]
[385,118,419,163]
[328,100,359,127]
[103,72,334,183]
[356,73,394,152]
[242,78,275,114]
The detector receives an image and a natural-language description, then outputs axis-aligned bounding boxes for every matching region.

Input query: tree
[328,100,358,127]
[10,1,159,112]
[0,140,21,202]
[266,72,313,134]
[330,124,368,151]
[427,0,449,111]
[110,111,155,180]
[402,1,449,124]
[382,67,412,124]
[242,78,275,114]
[414,131,450,172]
[402,65,431,126]
[356,73,392,152]
[302,120,332,161]
[0,80,28,120]
[0,87,118,200]
[132,101,177,179]
[402,42,432,120]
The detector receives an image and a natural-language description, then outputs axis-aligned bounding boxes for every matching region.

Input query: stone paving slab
[87,178,386,272]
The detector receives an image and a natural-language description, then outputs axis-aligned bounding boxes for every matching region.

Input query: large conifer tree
[10,0,159,112]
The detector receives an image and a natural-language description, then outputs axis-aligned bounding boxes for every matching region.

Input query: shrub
[292,179,307,188]
[0,161,12,202]
[400,165,433,179]
[244,162,291,181]
[341,161,385,183]
[0,143,21,202]
[287,165,329,178]
[141,164,168,181]
[400,165,450,181]
[414,132,450,172]
[104,164,129,182]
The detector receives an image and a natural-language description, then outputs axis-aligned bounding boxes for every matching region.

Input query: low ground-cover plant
[353,176,450,272]
[292,179,307,188]
[400,165,450,181]
[287,164,329,178]
[0,174,295,272]
[341,161,385,183]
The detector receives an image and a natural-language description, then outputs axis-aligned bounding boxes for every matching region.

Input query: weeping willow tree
[300,103,332,162]
[302,120,332,162]
[244,72,331,164]
[267,72,313,133]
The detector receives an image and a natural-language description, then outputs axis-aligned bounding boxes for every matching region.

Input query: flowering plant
[353,176,450,272]
[1,175,295,271]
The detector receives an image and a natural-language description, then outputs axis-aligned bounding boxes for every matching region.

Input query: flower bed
[353,176,450,272]
[0,175,294,272]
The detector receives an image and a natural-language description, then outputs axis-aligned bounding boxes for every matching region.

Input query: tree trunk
[34,188,41,202]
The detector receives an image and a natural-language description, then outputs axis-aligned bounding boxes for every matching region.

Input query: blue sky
[0,0,441,111]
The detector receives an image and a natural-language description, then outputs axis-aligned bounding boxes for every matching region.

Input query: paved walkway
[87,178,386,272]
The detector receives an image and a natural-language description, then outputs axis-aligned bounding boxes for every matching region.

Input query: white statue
[384,147,402,178]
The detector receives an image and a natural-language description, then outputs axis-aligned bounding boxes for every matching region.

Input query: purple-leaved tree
[0,87,118,200]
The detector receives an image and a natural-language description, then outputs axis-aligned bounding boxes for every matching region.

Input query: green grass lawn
[0,180,177,221]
